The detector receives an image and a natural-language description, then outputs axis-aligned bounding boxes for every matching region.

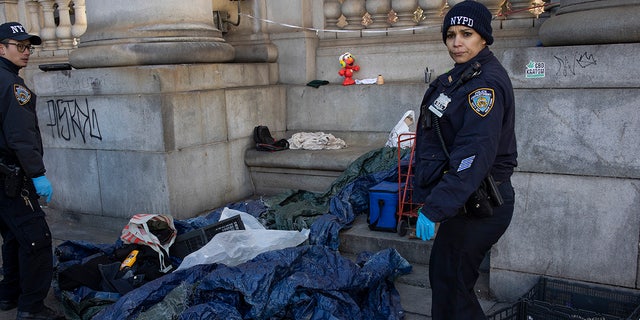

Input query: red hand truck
[396,132,423,237]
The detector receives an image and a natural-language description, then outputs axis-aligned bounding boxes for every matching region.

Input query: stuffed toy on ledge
[338,52,360,86]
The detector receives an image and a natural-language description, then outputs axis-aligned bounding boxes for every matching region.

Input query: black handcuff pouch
[463,174,503,218]
[0,162,25,198]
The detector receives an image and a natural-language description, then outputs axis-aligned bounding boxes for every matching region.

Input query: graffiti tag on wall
[45,98,102,143]
[554,52,597,77]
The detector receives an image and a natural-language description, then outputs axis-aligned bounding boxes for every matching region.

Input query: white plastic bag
[220,207,265,230]
[175,208,309,270]
[385,110,415,148]
[121,214,176,273]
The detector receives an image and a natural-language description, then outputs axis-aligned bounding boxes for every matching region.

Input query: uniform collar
[0,56,21,75]
[438,47,492,88]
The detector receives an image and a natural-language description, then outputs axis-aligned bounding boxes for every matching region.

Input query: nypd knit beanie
[442,1,493,45]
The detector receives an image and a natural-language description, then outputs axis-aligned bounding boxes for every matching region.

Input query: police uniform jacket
[0,57,46,178]
[414,47,517,222]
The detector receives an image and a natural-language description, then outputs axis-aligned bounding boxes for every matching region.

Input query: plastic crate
[487,278,640,320]
[489,299,629,320]
[488,300,576,320]
[170,215,245,259]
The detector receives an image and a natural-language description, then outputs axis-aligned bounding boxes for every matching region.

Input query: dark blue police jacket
[414,47,517,222]
[0,57,46,178]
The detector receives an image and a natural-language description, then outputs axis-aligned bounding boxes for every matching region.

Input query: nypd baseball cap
[442,0,493,45]
[0,22,42,45]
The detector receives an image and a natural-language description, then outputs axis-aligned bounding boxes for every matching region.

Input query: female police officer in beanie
[0,22,63,320]
[412,1,517,319]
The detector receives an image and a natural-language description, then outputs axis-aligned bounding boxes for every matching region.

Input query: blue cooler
[368,181,400,232]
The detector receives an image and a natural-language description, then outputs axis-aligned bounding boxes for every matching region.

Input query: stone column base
[539,0,640,46]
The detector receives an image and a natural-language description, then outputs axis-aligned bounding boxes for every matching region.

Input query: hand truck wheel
[397,219,408,237]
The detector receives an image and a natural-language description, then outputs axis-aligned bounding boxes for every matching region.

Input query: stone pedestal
[34,63,283,220]
[539,0,640,46]
[69,0,234,68]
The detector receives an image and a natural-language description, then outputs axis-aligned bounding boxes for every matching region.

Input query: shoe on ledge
[15,306,64,320]
[0,299,17,311]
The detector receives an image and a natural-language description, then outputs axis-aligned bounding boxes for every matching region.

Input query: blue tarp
[90,246,411,319]
[55,147,414,319]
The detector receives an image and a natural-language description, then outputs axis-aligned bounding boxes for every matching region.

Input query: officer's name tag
[428,93,451,118]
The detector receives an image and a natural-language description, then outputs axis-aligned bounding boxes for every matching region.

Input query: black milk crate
[488,277,640,320]
[487,301,520,320]
[170,215,245,259]
[488,299,630,320]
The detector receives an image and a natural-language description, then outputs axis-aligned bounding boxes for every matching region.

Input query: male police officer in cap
[0,22,64,320]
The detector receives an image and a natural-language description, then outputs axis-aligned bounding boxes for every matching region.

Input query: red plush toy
[338,52,360,86]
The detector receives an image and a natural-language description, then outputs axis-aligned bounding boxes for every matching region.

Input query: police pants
[0,189,53,313]
[429,181,515,320]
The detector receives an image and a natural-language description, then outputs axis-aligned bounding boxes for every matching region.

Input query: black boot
[0,299,17,311]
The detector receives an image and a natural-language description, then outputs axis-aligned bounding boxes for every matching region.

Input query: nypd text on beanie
[442,1,493,45]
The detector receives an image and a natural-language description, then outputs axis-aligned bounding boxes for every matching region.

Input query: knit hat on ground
[442,1,493,45]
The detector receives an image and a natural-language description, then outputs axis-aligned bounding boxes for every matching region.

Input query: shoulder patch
[13,84,32,106]
[468,88,494,117]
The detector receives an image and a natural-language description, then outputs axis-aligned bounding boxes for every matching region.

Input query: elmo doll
[338,52,360,86]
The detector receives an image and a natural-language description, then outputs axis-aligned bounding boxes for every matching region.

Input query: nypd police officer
[413,1,517,319]
[0,22,64,320]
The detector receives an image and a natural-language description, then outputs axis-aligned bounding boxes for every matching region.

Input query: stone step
[339,214,431,265]
[338,214,432,319]
[245,143,384,195]
[339,214,506,319]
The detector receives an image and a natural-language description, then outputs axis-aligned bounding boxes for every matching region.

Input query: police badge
[428,93,451,118]
[468,88,494,117]
[13,84,31,106]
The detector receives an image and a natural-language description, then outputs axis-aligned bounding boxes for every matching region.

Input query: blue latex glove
[32,175,53,203]
[416,208,435,241]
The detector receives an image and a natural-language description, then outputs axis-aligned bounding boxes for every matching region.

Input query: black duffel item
[253,125,289,151]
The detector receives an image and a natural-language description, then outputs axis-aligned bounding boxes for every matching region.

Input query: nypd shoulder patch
[13,84,32,106]
[468,88,494,117]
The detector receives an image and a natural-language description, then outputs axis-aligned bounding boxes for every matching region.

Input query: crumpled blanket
[288,132,347,150]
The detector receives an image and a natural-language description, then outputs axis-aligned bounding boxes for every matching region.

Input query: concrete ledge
[246,146,380,194]
[247,166,342,195]
[245,131,388,194]
[246,145,379,171]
